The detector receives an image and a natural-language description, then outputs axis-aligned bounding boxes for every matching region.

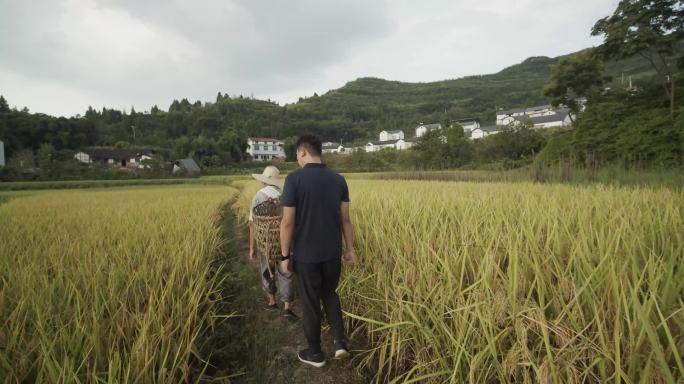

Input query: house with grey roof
[513,110,572,129]
[451,118,481,132]
[496,101,580,128]
[395,137,416,150]
[379,130,404,141]
[469,126,500,140]
[415,123,442,138]
[496,104,555,125]
[74,147,154,168]
[365,139,400,152]
[172,158,200,176]
[322,142,344,154]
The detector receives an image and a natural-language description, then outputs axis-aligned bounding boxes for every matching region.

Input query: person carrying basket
[248,165,297,319]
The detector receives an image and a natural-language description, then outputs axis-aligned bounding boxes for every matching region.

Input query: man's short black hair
[296,134,322,157]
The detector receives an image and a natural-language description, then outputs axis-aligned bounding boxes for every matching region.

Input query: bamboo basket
[252,198,282,262]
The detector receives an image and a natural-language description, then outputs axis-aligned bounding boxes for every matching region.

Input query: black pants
[294,258,345,353]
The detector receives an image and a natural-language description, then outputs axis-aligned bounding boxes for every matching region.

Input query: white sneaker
[334,340,350,359]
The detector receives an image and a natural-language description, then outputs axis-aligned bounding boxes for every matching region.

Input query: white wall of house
[496,105,555,125]
[0,140,4,167]
[532,115,573,129]
[453,120,480,132]
[74,151,92,164]
[247,138,286,161]
[322,144,344,154]
[379,130,404,141]
[470,129,500,140]
[395,139,415,150]
[365,143,378,152]
[415,123,442,138]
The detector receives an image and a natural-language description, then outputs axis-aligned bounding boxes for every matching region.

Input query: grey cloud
[0,0,391,113]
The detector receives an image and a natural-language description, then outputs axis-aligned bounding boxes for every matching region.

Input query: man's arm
[280,206,296,272]
[341,201,356,266]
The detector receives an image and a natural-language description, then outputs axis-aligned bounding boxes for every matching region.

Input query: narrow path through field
[200,199,370,383]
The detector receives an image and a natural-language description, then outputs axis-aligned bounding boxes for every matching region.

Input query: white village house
[395,138,416,150]
[496,102,580,129]
[452,118,480,132]
[365,128,417,152]
[513,110,573,129]
[379,130,404,141]
[246,137,286,161]
[415,123,442,138]
[0,139,5,167]
[496,105,556,125]
[469,126,500,140]
[322,142,345,154]
[365,140,398,152]
[74,147,154,169]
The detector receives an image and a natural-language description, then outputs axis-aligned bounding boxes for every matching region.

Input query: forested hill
[291,46,670,143]
[0,47,668,165]
[291,56,559,141]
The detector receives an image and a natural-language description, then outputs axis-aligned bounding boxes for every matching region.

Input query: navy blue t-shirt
[280,163,350,263]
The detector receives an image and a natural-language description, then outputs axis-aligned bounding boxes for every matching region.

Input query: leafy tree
[0,95,9,113]
[36,143,57,178]
[543,50,605,121]
[591,0,684,116]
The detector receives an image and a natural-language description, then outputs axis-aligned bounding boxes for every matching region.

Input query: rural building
[74,147,154,168]
[452,118,481,132]
[365,139,400,152]
[0,139,4,167]
[246,137,286,161]
[496,104,555,125]
[173,158,201,176]
[513,110,573,129]
[365,137,417,152]
[415,123,442,138]
[496,103,578,128]
[469,126,500,140]
[395,138,416,150]
[379,130,404,141]
[322,142,345,154]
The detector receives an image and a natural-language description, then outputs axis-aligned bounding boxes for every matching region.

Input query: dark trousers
[294,258,345,353]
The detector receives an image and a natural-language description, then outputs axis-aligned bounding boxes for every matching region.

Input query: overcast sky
[0,0,618,117]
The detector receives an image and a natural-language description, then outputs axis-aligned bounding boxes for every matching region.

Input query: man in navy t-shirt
[279,134,357,368]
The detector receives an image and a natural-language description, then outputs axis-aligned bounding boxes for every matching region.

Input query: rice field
[234,179,684,383]
[0,185,236,382]
[2,177,682,383]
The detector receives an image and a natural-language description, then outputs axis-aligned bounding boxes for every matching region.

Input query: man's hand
[343,249,357,266]
[249,248,255,261]
[280,259,291,275]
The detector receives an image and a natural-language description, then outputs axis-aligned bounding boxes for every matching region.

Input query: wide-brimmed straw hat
[251,166,284,188]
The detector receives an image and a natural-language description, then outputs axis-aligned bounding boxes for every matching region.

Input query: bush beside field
[0,186,236,382]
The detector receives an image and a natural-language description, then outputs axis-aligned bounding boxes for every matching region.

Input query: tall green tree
[0,95,9,113]
[591,0,684,116]
[543,50,605,122]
